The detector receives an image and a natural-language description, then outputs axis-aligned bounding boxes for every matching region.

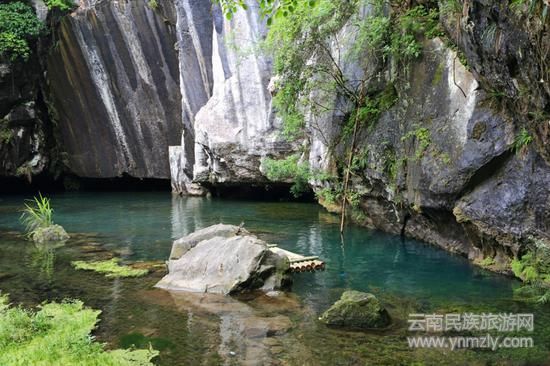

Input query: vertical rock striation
[170,0,297,193]
[48,0,185,178]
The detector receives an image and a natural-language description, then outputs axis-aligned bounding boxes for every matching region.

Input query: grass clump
[72,258,149,278]
[513,128,533,155]
[20,193,53,234]
[0,294,158,365]
[20,193,69,243]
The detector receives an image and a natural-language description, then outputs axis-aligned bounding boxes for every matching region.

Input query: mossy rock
[319,290,391,329]
[31,224,69,244]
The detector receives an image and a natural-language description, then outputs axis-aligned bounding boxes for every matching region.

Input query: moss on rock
[319,290,391,329]
[31,224,69,244]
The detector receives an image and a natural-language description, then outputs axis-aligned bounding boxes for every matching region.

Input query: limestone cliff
[3,0,547,266]
[48,0,190,178]
[170,1,550,264]
[170,0,296,194]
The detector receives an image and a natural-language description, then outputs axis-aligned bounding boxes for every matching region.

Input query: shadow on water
[0,192,549,365]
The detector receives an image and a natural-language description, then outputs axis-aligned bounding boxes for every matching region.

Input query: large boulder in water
[319,291,391,329]
[169,223,249,260]
[156,224,291,295]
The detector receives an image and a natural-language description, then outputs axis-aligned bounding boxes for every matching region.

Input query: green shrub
[401,127,432,160]
[0,294,158,365]
[45,0,74,11]
[20,193,54,238]
[316,187,341,204]
[513,128,533,154]
[479,257,496,267]
[263,154,311,197]
[72,258,149,278]
[0,1,44,61]
[147,0,158,10]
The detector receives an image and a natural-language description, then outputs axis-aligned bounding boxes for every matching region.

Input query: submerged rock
[156,224,290,295]
[31,224,69,244]
[320,291,391,329]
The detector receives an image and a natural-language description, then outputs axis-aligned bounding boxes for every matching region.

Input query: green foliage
[352,10,390,64]
[440,0,462,17]
[479,256,496,267]
[147,0,158,10]
[510,0,549,21]
[0,1,44,61]
[45,0,74,11]
[0,294,158,365]
[0,123,13,144]
[383,147,398,182]
[71,258,149,278]
[401,127,431,160]
[20,193,54,238]
[264,0,357,139]
[354,4,441,68]
[513,128,533,154]
[214,0,318,21]
[263,155,311,197]
[316,186,341,204]
[512,240,550,304]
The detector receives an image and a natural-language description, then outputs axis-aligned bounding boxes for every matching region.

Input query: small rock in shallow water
[320,290,391,329]
[31,224,69,244]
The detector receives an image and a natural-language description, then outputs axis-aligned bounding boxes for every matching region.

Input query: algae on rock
[320,290,391,329]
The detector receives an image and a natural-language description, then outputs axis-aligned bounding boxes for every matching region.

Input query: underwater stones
[320,291,391,329]
[157,224,290,295]
[31,224,69,244]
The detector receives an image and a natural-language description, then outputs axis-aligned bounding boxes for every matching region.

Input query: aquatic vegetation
[20,194,69,243]
[20,193,53,233]
[0,294,158,366]
[72,258,149,278]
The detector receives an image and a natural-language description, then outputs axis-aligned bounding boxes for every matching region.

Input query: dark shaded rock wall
[0,54,49,181]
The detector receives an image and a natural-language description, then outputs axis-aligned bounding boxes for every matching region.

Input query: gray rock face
[168,1,298,193]
[17,0,547,268]
[169,223,248,260]
[319,291,391,329]
[48,0,212,179]
[31,224,69,244]
[156,224,290,294]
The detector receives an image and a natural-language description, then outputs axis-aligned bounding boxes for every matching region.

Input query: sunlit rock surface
[156,224,290,294]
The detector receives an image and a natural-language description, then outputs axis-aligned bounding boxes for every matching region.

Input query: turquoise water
[0,192,548,365]
[0,192,516,308]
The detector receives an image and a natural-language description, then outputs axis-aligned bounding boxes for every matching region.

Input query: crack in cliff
[456,149,514,200]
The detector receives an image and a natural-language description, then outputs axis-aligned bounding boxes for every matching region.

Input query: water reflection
[28,241,65,284]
